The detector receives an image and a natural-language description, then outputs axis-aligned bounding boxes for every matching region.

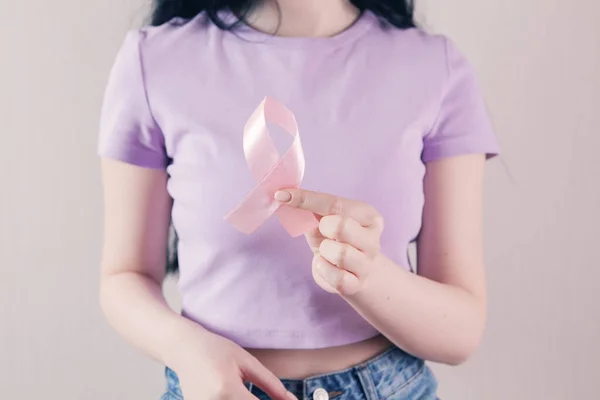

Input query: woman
[98,0,499,399]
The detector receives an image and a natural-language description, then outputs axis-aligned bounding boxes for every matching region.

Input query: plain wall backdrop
[1,0,599,399]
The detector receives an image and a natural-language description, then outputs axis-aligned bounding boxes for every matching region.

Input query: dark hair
[150,0,416,29]
[156,1,416,274]
[166,224,179,275]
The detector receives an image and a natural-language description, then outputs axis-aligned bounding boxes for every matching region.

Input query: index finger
[241,353,297,400]
[275,189,380,228]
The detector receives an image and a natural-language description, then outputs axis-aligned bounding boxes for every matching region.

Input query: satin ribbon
[224,97,319,237]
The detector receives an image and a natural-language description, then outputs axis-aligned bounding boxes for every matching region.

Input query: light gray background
[1,0,599,399]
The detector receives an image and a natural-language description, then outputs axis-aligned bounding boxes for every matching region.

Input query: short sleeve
[422,38,500,163]
[97,30,168,169]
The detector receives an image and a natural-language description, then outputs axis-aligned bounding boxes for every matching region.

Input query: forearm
[99,271,207,366]
[344,255,486,365]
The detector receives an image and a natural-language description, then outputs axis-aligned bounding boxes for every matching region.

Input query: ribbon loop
[224,97,319,237]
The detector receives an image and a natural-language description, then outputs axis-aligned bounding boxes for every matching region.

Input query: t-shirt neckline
[219,10,378,49]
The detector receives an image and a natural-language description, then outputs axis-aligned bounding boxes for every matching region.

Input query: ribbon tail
[224,188,278,235]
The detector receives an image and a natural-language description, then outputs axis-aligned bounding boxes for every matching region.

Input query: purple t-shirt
[98,11,499,349]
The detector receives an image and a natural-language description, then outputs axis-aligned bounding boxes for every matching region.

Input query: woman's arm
[99,159,201,364]
[277,154,488,365]
[99,159,293,400]
[346,154,487,365]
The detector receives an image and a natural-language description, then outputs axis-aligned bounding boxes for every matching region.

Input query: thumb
[240,355,297,400]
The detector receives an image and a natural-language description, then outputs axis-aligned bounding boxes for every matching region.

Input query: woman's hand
[274,189,384,296]
[167,324,296,400]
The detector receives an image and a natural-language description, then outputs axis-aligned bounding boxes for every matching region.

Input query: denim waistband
[163,346,438,400]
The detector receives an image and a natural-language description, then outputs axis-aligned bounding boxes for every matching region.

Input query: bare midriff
[246,334,393,379]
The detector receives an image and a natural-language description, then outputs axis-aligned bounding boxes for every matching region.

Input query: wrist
[343,253,399,301]
[162,316,210,368]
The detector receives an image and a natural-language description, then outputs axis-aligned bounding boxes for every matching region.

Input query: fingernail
[274,190,291,202]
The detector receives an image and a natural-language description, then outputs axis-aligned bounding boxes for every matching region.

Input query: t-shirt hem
[98,146,167,170]
[238,329,383,350]
[421,137,500,164]
[183,315,381,349]
[422,148,499,164]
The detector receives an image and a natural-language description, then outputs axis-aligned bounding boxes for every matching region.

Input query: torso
[136,11,449,353]
[248,335,393,379]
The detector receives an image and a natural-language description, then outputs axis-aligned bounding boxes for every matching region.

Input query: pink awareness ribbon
[224,97,319,237]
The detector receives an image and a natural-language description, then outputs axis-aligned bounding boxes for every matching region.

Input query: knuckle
[336,272,356,296]
[367,249,378,263]
[336,216,348,239]
[338,243,350,266]
[366,236,381,257]
[371,242,381,256]
[319,240,348,267]
[298,191,310,208]
[329,197,344,215]
[372,213,384,230]
[335,273,347,293]
[244,353,259,366]
[372,234,382,249]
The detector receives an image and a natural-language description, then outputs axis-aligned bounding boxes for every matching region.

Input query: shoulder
[372,24,471,82]
[121,13,215,65]
[388,27,448,51]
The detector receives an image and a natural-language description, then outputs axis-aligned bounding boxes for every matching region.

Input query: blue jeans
[160,346,438,399]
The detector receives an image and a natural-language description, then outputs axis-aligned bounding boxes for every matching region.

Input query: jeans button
[313,388,329,400]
